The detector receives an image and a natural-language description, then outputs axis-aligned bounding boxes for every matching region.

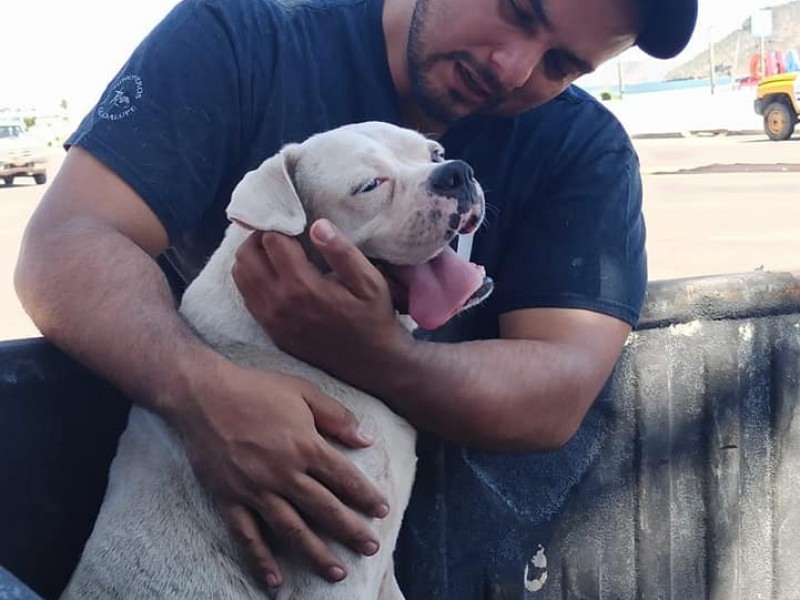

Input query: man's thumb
[309,219,380,298]
[310,219,339,245]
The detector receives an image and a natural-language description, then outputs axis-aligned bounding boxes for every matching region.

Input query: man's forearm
[335,331,601,452]
[14,217,217,422]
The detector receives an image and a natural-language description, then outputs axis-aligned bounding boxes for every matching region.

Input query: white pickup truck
[0,122,47,186]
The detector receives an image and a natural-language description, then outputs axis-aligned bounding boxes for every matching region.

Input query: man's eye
[505,0,535,27]
[354,177,386,194]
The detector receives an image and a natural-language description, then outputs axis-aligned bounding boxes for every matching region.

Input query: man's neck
[400,101,446,139]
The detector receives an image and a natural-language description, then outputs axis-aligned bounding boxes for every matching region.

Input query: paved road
[2,133,799,340]
[635,134,800,281]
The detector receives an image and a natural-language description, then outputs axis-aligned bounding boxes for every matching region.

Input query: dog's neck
[179,225,280,351]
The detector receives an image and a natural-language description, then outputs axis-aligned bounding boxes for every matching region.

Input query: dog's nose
[428,161,478,214]
[429,161,474,194]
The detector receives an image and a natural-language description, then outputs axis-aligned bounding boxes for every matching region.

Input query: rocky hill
[665,0,800,81]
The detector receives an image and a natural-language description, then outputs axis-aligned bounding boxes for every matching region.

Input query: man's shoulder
[194,0,368,24]
[183,0,374,69]
[516,85,634,155]
[270,0,367,7]
[547,85,619,121]
[242,0,369,15]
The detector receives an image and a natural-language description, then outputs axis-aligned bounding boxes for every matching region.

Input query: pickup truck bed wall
[2,270,800,599]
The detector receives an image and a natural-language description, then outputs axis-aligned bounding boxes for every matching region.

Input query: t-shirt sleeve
[65,0,260,242]
[491,135,647,328]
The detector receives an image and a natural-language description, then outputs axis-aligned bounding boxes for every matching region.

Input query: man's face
[406,0,639,125]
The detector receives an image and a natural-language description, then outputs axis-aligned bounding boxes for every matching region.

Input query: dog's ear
[226,145,306,235]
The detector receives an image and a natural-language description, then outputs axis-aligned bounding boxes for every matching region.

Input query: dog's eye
[354,177,387,194]
[431,148,445,163]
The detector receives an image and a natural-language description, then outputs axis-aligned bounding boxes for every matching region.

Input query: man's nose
[489,42,541,91]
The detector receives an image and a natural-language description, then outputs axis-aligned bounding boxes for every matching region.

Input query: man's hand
[176,359,390,588]
[232,220,411,374]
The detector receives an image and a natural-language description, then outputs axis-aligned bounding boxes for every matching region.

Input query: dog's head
[227,121,492,329]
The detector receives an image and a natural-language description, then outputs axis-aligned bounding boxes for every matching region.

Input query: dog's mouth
[375,247,493,330]
[298,228,492,331]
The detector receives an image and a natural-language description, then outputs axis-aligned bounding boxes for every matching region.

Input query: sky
[0,0,787,115]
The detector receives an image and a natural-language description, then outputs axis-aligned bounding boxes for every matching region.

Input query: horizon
[0,0,787,116]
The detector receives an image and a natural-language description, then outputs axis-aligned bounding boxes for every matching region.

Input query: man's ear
[226,144,306,235]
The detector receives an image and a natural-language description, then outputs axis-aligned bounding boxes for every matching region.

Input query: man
[14,0,697,596]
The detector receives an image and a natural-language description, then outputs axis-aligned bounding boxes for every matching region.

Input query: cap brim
[636,0,699,59]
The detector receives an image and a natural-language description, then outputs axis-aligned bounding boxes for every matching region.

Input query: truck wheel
[3,177,13,186]
[33,173,47,185]
[764,102,795,141]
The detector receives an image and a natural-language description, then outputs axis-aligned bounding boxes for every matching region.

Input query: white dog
[62,122,490,600]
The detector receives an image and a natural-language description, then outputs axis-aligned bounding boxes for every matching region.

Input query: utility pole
[617,57,624,100]
[752,9,773,80]
[708,27,716,95]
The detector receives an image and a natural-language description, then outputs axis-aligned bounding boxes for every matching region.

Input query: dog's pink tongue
[389,246,485,330]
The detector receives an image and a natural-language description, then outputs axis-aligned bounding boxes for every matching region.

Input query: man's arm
[14,147,390,586]
[358,307,629,451]
[234,220,631,451]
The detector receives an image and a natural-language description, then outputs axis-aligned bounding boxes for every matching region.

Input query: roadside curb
[631,129,763,140]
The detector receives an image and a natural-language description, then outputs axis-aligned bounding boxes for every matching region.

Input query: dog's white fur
[61,122,484,600]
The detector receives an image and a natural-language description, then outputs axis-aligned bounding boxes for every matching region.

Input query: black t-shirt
[67,0,646,333]
[66,0,647,595]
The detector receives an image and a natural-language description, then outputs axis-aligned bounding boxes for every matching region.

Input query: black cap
[636,0,699,59]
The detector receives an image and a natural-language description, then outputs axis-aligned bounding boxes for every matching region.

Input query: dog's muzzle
[427,160,482,217]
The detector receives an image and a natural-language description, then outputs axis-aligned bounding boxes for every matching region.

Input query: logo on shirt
[97,75,143,121]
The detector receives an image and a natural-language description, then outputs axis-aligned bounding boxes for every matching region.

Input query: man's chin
[412,79,507,125]
[431,93,511,123]
[418,100,492,128]
[416,100,461,128]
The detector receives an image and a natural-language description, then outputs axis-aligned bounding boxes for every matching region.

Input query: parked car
[0,123,48,186]
[753,72,800,141]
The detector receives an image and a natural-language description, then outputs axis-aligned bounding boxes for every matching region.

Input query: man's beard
[407,0,505,126]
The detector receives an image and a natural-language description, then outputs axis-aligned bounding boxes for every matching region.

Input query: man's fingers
[302,385,389,518]
[309,219,385,300]
[232,231,278,291]
[304,387,374,448]
[259,231,314,278]
[221,503,282,589]
[290,474,381,557]
[309,443,390,520]
[258,494,348,583]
